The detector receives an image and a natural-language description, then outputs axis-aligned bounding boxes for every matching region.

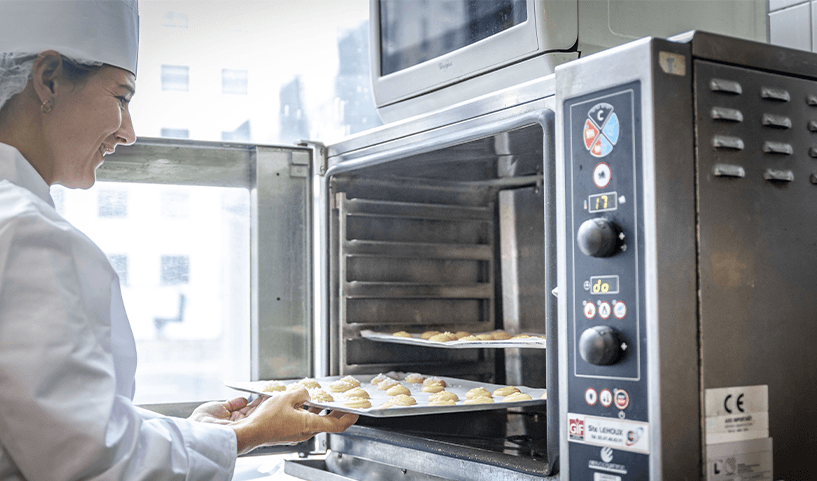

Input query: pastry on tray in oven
[491,330,512,340]
[344,398,372,409]
[428,332,457,342]
[392,331,412,338]
[493,386,520,397]
[475,334,494,341]
[308,389,334,403]
[380,394,417,408]
[339,375,360,387]
[404,373,425,383]
[428,399,456,406]
[511,333,531,339]
[386,384,411,396]
[465,387,492,399]
[458,335,480,341]
[260,381,286,393]
[464,397,495,405]
[328,380,357,392]
[453,331,472,339]
[502,392,533,402]
[428,391,459,403]
[370,373,396,386]
[297,378,321,389]
[343,387,370,399]
[376,378,400,390]
[421,330,441,339]
[421,377,447,393]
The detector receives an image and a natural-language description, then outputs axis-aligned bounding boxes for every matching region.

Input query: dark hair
[59,55,103,84]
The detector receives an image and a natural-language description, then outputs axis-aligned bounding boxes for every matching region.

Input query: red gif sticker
[568,417,585,440]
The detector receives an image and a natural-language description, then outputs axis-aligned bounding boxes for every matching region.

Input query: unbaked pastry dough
[464,397,495,405]
[428,391,459,403]
[465,387,492,399]
[380,394,417,408]
[502,392,533,402]
[491,331,512,340]
[298,378,321,389]
[343,387,370,399]
[428,332,457,342]
[308,389,334,403]
[340,375,360,387]
[343,398,372,409]
[404,373,425,384]
[428,399,456,406]
[386,384,411,396]
[493,386,520,397]
[261,381,286,392]
[421,331,441,339]
[392,331,412,338]
[376,378,400,390]
[328,380,356,392]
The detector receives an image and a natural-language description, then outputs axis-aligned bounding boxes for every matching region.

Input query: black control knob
[579,326,622,366]
[577,218,620,257]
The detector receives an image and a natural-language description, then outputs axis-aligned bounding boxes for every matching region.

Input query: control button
[763,141,793,155]
[809,120,817,132]
[709,78,742,95]
[762,113,792,129]
[585,388,598,406]
[577,218,621,258]
[713,164,746,178]
[712,135,744,151]
[614,389,630,409]
[808,95,817,107]
[593,162,612,188]
[614,301,627,319]
[710,107,743,122]
[579,326,623,366]
[600,389,613,408]
[810,173,817,185]
[584,302,596,319]
[598,302,611,320]
[810,147,817,158]
[761,86,791,102]
[764,169,794,183]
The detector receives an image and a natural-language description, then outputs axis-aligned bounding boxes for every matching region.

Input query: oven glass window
[380,0,528,75]
[53,183,251,404]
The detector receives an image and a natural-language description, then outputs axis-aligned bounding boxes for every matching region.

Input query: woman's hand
[229,386,358,454]
[189,396,263,424]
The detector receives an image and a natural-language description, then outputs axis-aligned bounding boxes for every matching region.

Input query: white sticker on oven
[707,437,773,481]
[705,385,768,445]
[567,413,650,453]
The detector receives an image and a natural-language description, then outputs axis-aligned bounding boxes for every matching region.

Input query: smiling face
[43,64,136,189]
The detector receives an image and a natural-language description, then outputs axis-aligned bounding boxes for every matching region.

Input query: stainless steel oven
[110,31,817,481]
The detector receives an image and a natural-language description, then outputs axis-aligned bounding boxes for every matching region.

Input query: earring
[40,99,53,114]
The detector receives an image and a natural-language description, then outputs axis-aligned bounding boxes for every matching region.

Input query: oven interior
[319,122,559,479]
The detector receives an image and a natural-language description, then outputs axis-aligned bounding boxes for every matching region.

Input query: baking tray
[360,330,547,349]
[226,374,547,418]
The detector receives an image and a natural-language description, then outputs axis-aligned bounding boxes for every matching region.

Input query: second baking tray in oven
[227,374,547,418]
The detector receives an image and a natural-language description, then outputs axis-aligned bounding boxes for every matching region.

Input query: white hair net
[0,52,103,114]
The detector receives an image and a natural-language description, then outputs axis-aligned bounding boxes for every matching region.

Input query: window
[98,188,128,218]
[222,69,248,95]
[108,254,128,286]
[161,191,190,218]
[161,65,189,92]
[160,255,189,285]
[160,128,189,139]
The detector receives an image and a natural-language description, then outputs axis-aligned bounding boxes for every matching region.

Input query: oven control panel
[563,81,650,479]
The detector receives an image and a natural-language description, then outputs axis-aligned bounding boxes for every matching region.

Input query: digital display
[588,191,617,213]
[589,275,619,295]
[379,0,527,76]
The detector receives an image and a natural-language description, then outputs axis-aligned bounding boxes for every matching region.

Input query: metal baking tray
[226,374,547,418]
[360,330,547,349]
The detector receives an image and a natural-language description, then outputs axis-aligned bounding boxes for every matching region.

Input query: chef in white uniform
[0,2,358,480]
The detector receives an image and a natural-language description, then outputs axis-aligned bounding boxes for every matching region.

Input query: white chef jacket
[0,143,238,481]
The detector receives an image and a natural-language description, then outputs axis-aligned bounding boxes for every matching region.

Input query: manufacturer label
[705,386,768,444]
[707,437,773,481]
[567,413,650,453]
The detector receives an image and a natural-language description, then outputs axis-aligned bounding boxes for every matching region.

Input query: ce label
[724,393,745,414]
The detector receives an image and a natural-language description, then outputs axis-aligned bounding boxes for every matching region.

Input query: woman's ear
[31,50,64,104]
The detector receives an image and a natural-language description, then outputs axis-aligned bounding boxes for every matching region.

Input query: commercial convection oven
[106,31,817,480]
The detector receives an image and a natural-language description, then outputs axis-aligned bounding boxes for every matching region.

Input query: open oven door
[99,137,323,456]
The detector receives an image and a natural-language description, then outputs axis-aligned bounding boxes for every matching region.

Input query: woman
[0,2,357,480]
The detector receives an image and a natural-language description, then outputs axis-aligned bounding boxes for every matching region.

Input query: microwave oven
[370,0,767,123]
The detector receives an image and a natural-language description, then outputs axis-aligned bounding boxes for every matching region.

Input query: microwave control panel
[563,81,650,479]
